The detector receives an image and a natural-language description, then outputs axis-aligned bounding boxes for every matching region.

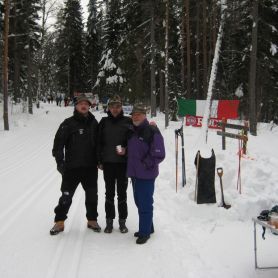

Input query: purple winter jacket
[127,119,165,179]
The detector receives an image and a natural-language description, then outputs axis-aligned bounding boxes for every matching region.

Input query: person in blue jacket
[127,104,165,244]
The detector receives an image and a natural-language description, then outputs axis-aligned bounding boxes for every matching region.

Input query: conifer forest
[0,0,278,132]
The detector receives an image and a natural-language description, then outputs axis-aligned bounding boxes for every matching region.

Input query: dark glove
[57,162,65,175]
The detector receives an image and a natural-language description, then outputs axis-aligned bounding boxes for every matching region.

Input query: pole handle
[217,167,223,177]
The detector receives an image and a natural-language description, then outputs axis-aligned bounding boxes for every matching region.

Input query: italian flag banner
[177,99,240,119]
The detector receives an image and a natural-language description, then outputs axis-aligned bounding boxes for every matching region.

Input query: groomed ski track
[0,103,277,278]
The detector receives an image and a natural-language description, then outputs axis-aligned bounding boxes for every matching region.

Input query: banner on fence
[185,116,222,129]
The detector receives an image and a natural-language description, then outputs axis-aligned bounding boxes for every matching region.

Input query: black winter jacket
[52,110,98,169]
[97,111,132,164]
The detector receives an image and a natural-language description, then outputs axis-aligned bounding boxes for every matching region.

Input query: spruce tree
[96,0,124,98]
[7,0,41,111]
[85,0,101,93]
[56,0,86,97]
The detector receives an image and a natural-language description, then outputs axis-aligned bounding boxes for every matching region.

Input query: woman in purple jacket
[127,104,165,244]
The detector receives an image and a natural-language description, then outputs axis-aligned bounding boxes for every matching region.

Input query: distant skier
[50,95,101,235]
[127,104,165,244]
[97,95,132,234]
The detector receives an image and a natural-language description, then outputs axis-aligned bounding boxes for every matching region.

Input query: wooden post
[243,121,249,155]
[222,118,227,150]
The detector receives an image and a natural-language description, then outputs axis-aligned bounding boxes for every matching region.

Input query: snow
[202,0,226,142]
[235,84,244,98]
[0,103,278,278]
[270,43,277,56]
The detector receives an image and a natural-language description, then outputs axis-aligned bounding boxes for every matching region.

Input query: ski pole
[194,151,200,202]
[175,130,178,193]
[217,167,231,209]
[237,136,242,194]
[180,125,186,187]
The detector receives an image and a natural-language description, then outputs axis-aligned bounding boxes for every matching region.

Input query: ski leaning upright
[175,124,186,190]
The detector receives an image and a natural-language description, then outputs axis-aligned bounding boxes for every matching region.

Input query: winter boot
[87,220,101,232]
[136,235,150,244]
[134,223,154,237]
[119,219,128,233]
[104,219,113,233]
[50,221,64,236]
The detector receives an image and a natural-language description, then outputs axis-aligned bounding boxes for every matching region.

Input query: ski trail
[65,212,86,278]
[0,135,33,161]
[45,191,83,278]
[0,141,49,176]
[0,169,56,222]
[0,170,56,237]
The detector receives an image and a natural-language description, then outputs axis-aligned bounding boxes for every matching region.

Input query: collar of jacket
[73,110,94,123]
[134,119,149,132]
[107,110,124,122]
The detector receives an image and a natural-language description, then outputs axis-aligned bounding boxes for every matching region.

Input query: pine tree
[56,0,86,97]
[55,7,69,97]
[85,0,102,93]
[96,0,124,98]
[7,0,41,112]
[256,0,278,123]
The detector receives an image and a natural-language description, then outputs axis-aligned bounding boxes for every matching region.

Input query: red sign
[185,116,221,129]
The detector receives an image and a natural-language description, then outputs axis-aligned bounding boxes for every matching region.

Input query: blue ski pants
[132,178,155,236]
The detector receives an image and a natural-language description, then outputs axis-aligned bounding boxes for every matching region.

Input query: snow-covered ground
[0,103,277,278]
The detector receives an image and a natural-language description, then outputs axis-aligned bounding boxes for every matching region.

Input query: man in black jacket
[50,95,101,235]
[98,95,132,233]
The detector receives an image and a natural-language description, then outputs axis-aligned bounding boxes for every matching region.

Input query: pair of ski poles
[175,125,186,192]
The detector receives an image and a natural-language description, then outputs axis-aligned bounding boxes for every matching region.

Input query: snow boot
[104,219,113,233]
[136,235,150,245]
[134,223,154,237]
[87,220,101,232]
[50,221,64,236]
[119,219,128,233]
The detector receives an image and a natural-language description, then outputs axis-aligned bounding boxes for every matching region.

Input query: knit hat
[76,95,92,106]
[108,95,122,106]
[130,103,147,115]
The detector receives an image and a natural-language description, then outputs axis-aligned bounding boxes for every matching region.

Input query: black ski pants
[103,163,128,220]
[54,167,98,222]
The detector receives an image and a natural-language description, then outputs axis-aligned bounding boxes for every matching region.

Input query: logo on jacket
[79,129,84,135]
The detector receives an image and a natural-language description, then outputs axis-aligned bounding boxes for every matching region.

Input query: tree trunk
[159,70,165,112]
[150,2,156,117]
[3,0,10,130]
[13,5,20,103]
[134,38,144,101]
[180,1,186,94]
[249,0,258,136]
[37,0,47,108]
[196,1,201,98]
[165,0,169,128]
[27,40,33,114]
[202,0,226,143]
[202,0,208,97]
[186,0,191,97]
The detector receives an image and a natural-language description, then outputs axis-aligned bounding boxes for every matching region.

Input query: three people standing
[50,95,165,245]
